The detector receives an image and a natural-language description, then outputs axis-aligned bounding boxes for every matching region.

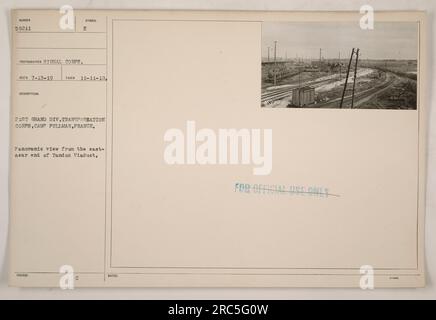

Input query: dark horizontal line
[15,271,103,274]
[113,19,262,23]
[16,64,106,66]
[256,188,340,197]
[16,31,106,34]
[115,273,422,277]
[16,80,106,82]
[15,271,421,277]
[110,266,418,270]
[16,47,107,50]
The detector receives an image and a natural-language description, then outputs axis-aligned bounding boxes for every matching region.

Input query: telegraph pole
[319,48,322,75]
[339,48,355,108]
[273,41,277,86]
[351,48,360,108]
[274,41,277,63]
[339,51,341,81]
[267,46,270,62]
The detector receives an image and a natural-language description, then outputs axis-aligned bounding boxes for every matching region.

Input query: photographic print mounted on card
[261,22,418,109]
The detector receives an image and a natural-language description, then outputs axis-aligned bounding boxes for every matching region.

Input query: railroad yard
[261,58,417,109]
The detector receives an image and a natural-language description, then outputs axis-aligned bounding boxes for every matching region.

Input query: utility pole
[274,41,277,63]
[339,51,341,81]
[319,48,322,75]
[339,48,355,108]
[267,46,270,62]
[297,66,302,107]
[273,41,277,86]
[351,48,360,108]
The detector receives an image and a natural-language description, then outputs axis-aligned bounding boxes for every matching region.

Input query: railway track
[261,76,342,105]
[307,72,396,108]
[261,87,295,104]
[262,69,394,108]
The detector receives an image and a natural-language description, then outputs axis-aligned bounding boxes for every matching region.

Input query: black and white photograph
[261,22,418,109]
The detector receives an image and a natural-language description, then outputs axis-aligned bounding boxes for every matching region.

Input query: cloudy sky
[262,22,418,60]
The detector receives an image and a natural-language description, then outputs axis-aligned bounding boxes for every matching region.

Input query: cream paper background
[1,0,435,298]
[111,19,418,270]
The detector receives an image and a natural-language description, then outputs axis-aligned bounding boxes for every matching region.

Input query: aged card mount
[9,10,426,287]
